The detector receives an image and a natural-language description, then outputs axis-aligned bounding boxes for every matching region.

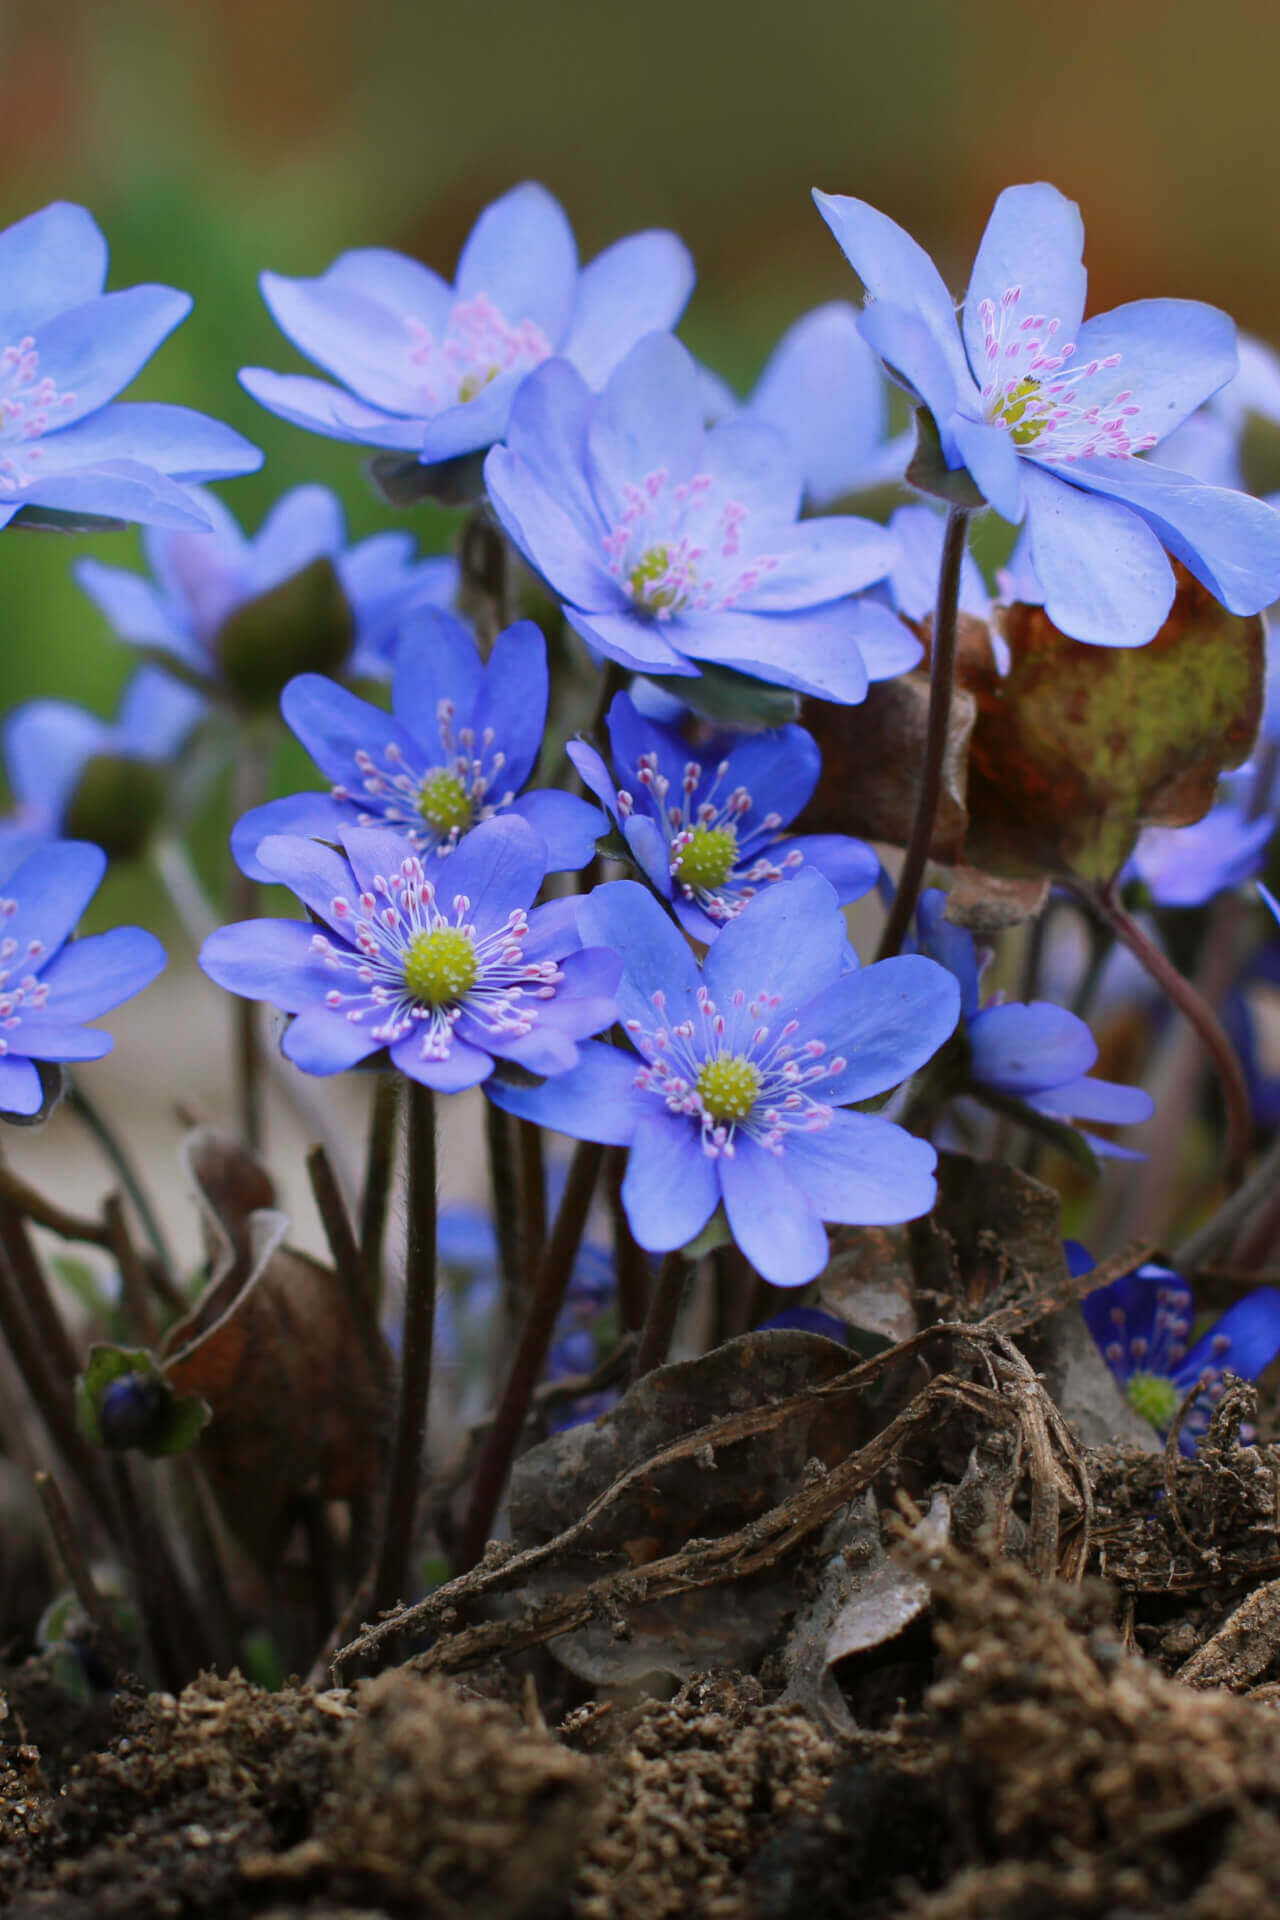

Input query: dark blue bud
[97,1371,173,1451]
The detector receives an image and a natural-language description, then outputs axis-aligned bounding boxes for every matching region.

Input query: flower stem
[459,503,511,654]
[456,1135,605,1574]
[306,1143,391,1396]
[65,1078,178,1295]
[371,1081,437,1622]
[484,1098,524,1337]
[34,1470,130,1676]
[516,1117,547,1281]
[606,1143,649,1333]
[359,1074,399,1314]
[875,503,971,962]
[1068,879,1253,1185]
[632,1249,690,1380]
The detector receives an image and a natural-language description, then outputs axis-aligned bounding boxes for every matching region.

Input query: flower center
[403,927,477,1006]
[977,285,1157,464]
[0,335,78,494]
[405,293,552,412]
[989,374,1047,447]
[696,1053,762,1124]
[674,825,738,891]
[417,768,473,834]
[1124,1369,1182,1432]
[627,543,690,610]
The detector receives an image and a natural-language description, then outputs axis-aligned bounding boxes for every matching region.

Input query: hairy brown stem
[307,1143,390,1394]
[631,1249,690,1379]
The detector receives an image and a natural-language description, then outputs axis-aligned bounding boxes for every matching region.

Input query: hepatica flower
[567,689,878,939]
[0,201,259,531]
[1160,334,1280,493]
[240,181,694,478]
[700,302,910,508]
[485,331,916,701]
[813,182,1280,645]
[489,872,960,1287]
[1,668,204,862]
[0,841,166,1118]
[231,608,603,881]
[75,483,457,695]
[200,816,621,1092]
[1080,1252,1280,1452]
[915,891,1153,1150]
[1129,762,1277,908]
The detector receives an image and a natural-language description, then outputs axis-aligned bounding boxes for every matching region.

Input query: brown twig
[0,1161,112,1247]
[34,1470,129,1676]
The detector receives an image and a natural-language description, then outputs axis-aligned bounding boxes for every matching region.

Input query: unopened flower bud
[215,556,355,709]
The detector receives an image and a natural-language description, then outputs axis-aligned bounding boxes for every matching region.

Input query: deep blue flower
[915,890,1153,1152]
[231,608,604,881]
[0,840,166,1117]
[240,181,694,477]
[700,302,910,509]
[567,688,878,940]
[0,669,204,859]
[0,201,260,530]
[814,181,1280,646]
[483,331,917,701]
[489,872,960,1287]
[199,815,621,1092]
[75,483,457,688]
[1080,1252,1280,1452]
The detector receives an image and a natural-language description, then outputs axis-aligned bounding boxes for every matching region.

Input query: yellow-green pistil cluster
[1124,1370,1183,1432]
[990,375,1048,446]
[673,825,739,893]
[417,767,473,836]
[696,1054,762,1125]
[403,926,478,1007]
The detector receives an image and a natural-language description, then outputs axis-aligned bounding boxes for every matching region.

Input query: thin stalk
[586,658,629,750]
[0,1238,112,1517]
[1175,1130,1280,1272]
[606,1142,649,1333]
[169,1456,241,1674]
[67,1078,177,1290]
[516,1117,548,1283]
[875,504,971,961]
[306,1143,390,1394]
[1068,879,1253,1186]
[359,1074,399,1313]
[459,503,511,653]
[456,1137,605,1574]
[34,1471,130,1676]
[632,1250,690,1379]
[371,1082,437,1620]
[0,1159,113,1248]
[108,1456,204,1687]
[102,1193,161,1348]
[0,1198,81,1384]
[485,1098,524,1331]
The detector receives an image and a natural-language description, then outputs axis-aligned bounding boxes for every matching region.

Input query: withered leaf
[161,1128,393,1568]
[964,567,1263,885]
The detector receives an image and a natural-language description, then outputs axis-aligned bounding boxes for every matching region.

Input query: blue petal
[857,301,960,440]
[888,504,992,622]
[454,182,578,344]
[812,190,972,399]
[750,303,888,508]
[1027,1076,1154,1125]
[1021,462,1175,646]
[28,402,262,481]
[230,793,355,884]
[563,606,699,676]
[390,607,484,748]
[282,1006,381,1074]
[486,1037,651,1145]
[781,1110,939,1223]
[0,841,105,968]
[199,918,334,1012]
[508,789,606,871]
[467,1022,577,1077]
[712,724,822,831]
[1063,458,1280,618]
[321,246,452,332]
[529,945,623,1036]
[501,355,605,537]
[392,1030,494,1092]
[562,229,696,389]
[795,953,961,1104]
[237,368,426,451]
[577,878,700,1035]
[699,416,803,524]
[425,813,546,934]
[968,1000,1098,1095]
[951,417,1024,523]
[258,271,424,414]
[564,738,621,819]
[115,668,205,758]
[3,701,107,818]
[417,373,526,465]
[0,202,107,338]
[671,602,876,703]
[586,332,706,525]
[1133,807,1275,907]
[1178,1287,1280,1388]
[0,1056,42,1116]
[1069,299,1237,451]
[13,461,212,530]
[255,833,357,933]
[245,484,344,594]
[701,868,846,1013]
[962,184,1086,389]
[32,287,192,423]
[623,816,675,896]
[621,1110,718,1250]
[471,619,548,792]
[719,1137,829,1286]
[4,1021,113,1062]
[914,890,982,1018]
[735,516,900,612]
[484,444,624,611]
[281,673,419,789]
[841,596,926,679]
[38,926,165,1021]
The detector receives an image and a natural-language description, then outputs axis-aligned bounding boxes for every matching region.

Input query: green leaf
[648,663,799,729]
[905,408,986,510]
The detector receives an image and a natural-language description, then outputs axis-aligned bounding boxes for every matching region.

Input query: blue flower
[882,503,992,626]
[700,302,911,508]
[484,330,916,701]
[1,669,204,860]
[813,181,1280,646]
[240,181,694,479]
[915,890,1154,1152]
[1129,760,1277,908]
[489,872,960,1287]
[230,608,604,881]
[199,815,621,1093]
[1159,334,1280,493]
[0,840,166,1117]
[75,483,457,689]
[0,201,260,531]
[1080,1252,1280,1452]
[567,688,878,940]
